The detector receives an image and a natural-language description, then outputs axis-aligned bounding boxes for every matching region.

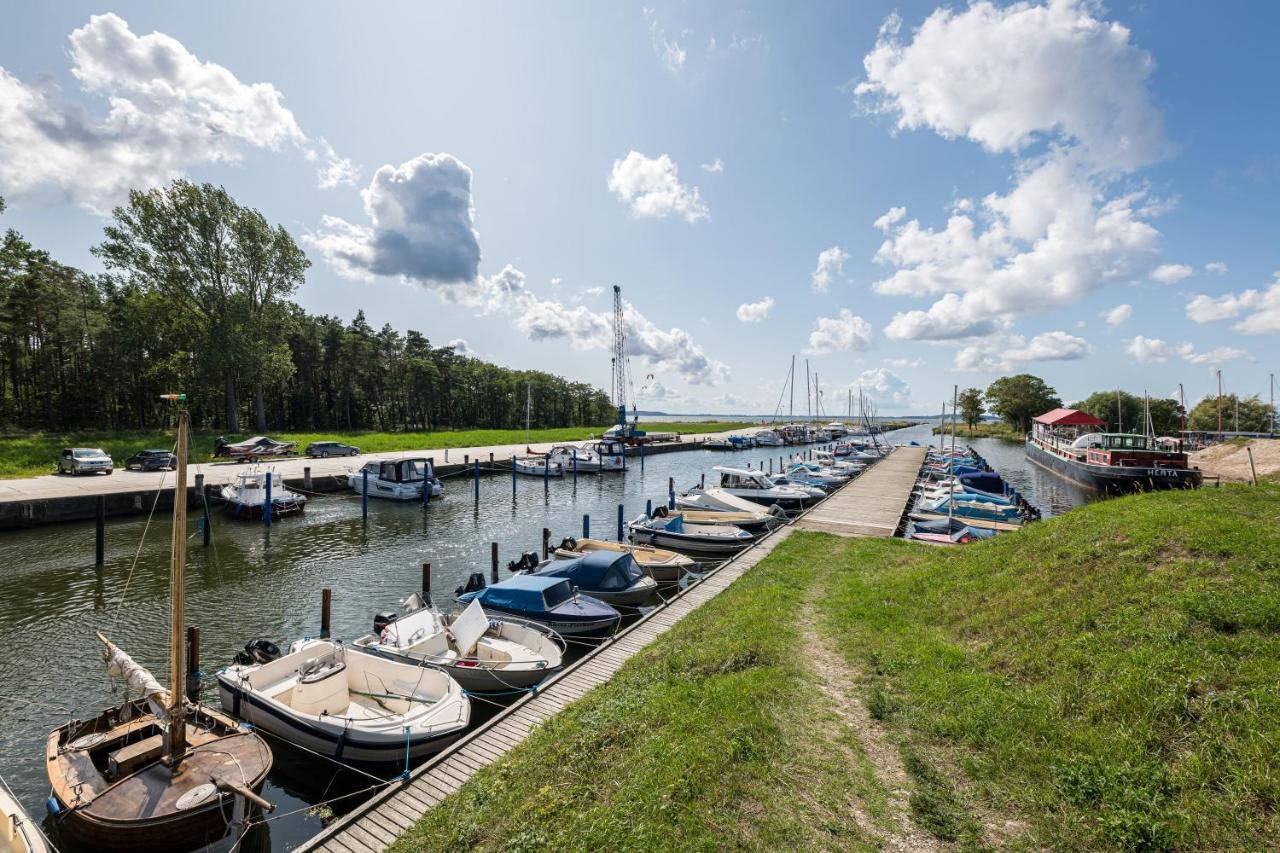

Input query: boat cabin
[1031,409,1190,469]
[715,466,776,490]
[359,458,434,483]
[474,574,576,612]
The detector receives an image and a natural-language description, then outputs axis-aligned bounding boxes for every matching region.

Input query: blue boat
[458,574,621,638]
[533,551,657,606]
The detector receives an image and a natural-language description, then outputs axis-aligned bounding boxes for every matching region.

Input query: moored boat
[513,455,564,477]
[525,550,658,606]
[628,512,755,557]
[457,574,621,638]
[551,537,698,582]
[349,457,443,500]
[220,469,306,518]
[0,779,47,853]
[1026,408,1202,493]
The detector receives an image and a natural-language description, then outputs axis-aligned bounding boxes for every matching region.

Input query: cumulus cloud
[1178,343,1249,365]
[802,310,873,355]
[608,151,708,223]
[636,380,684,403]
[955,330,1091,371]
[643,7,687,72]
[854,367,912,406]
[1185,273,1280,333]
[855,0,1166,172]
[1103,303,1133,327]
[1126,335,1170,362]
[810,246,849,293]
[1126,336,1248,365]
[448,338,472,356]
[885,357,925,369]
[1151,262,1193,284]
[701,157,725,173]
[1205,261,1228,275]
[735,296,775,323]
[0,13,351,212]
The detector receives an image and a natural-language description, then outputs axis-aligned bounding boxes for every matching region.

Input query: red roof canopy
[1034,407,1106,426]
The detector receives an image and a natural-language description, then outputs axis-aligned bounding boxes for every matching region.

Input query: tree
[958,388,984,429]
[1076,390,1185,435]
[1186,394,1275,433]
[985,374,1061,432]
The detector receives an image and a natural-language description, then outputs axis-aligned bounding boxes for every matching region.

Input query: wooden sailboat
[45,407,273,851]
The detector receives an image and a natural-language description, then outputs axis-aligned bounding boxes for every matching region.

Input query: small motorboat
[457,574,621,638]
[0,779,48,853]
[727,434,755,449]
[352,595,563,693]
[909,528,986,545]
[669,507,779,534]
[513,455,563,477]
[579,439,628,471]
[350,458,443,501]
[629,512,755,557]
[546,444,604,473]
[552,537,698,582]
[752,429,785,447]
[702,437,735,450]
[217,638,470,763]
[770,473,830,498]
[676,487,792,519]
[220,469,306,519]
[712,466,812,507]
[516,550,657,606]
[909,517,998,539]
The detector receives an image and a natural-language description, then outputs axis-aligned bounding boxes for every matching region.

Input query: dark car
[305,441,360,458]
[125,449,178,471]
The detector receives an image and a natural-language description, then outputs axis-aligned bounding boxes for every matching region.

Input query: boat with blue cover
[527,550,657,606]
[457,574,621,638]
[629,511,755,557]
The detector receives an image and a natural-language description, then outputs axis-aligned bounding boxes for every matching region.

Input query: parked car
[58,447,113,476]
[305,441,360,458]
[125,449,178,471]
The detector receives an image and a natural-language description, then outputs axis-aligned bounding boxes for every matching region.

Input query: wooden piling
[617,503,624,542]
[422,562,431,597]
[95,495,105,566]
[361,469,368,519]
[491,542,499,583]
[582,513,590,538]
[303,466,313,492]
[511,454,517,498]
[185,625,201,702]
[320,588,332,639]
[542,527,550,559]
[473,459,480,501]
[263,474,272,528]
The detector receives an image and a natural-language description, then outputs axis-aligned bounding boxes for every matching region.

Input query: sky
[1,0,1278,416]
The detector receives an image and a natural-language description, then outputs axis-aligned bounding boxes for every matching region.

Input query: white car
[58,447,113,475]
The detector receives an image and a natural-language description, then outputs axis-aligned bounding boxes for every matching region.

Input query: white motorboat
[580,438,628,471]
[220,468,306,518]
[628,513,755,557]
[0,780,47,853]
[676,487,793,519]
[752,429,785,447]
[546,444,603,473]
[514,455,563,477]
[353,596,562,693]
[826,422,849,437]
[217,638,469,763]
[711,466,812,506]
[349,458,443,500]
[769,475,827,499]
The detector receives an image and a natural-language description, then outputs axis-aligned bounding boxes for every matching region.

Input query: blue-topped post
[543,452,550,486]
[263,473,272,527]
[422,465,430,507]
[668,476,675,510]
[582,513,590,538]
[640,443,645,472]
[511,454,517,498]
[645,498,652,517]
[361,468,368,519]
[473,459,480,501]
[617,503,624,542]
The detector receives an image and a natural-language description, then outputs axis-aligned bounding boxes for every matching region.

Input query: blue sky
[2,1,1278,415]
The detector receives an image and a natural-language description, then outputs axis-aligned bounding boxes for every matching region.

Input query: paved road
[0,427,766,502]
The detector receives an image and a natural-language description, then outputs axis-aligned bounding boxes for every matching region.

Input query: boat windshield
[542,580,574,609]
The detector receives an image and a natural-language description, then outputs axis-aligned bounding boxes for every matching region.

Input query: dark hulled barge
[1026,408,1202,493]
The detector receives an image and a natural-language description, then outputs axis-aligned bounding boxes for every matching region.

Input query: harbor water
[0,426,1085,850]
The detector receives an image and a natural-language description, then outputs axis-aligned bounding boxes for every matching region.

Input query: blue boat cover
[537,551,645,592]
[659,515,684,533]
[959,472,1005,493]
[475,574,573,612]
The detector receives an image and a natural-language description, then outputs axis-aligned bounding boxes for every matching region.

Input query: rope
[107,441,176,636]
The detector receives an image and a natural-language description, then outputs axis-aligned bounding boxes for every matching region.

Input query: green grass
[0,421,742,478]
[386,482,1280,851]
[932,422,1026,440]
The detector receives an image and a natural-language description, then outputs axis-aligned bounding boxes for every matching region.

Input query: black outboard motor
[234,638,281,666]
[372,612,398,636]
[455,572,487,597]
[559,536,578,552]
[506,551,541,573]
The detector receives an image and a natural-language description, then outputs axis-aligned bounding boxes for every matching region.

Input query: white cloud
[448,338,472,356]
[309,138,360,189]
[855,0,1166,172]
[855,367,912,406]
[607,151,708,223]
[1103,303,1133,327]
[885,357,925,369]
[636,380,683,403]
[1177,343,1249,365]
[956,330,1091,371]
[802,310,873,355]
[572,285,604,303]
[810,246,849,293]
[1185,273,1280,333]
[1205,261,1228,275]
[1151,262,1193,284]
[735,296,775,323]
[643,8,687,72]
[701,157,724,173]
[874,206,907,231]
[1126,335,1170,362]
[311,153,728,385]
[0,13,349,212]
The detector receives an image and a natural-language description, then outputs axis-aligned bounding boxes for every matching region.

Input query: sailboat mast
[789,355,795,422]
[167,409,190,765]
[949,385,958,525]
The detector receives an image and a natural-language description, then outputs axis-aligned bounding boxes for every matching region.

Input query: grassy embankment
[876,419,923,432]
[931,421,1026,440]
[0,421,743,479]
[391,483,1280,851]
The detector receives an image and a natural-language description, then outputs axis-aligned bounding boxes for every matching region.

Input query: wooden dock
[297,526,798,853]
[795,445,927,538]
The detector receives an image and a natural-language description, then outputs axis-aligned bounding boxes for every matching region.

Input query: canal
[0,426,1087,850]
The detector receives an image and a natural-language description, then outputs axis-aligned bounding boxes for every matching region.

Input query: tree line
[0,185,615,434]
[956,373,1276,435]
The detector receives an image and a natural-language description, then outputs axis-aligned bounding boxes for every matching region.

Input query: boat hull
[223,498,305,519]
[1026,440,1202,493]
[628,528,751,557]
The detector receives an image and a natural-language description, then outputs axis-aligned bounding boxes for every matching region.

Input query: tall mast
[949,385,958,524]
[166,408,189,765]
[612,286,627,428]
[1271,373,1275,436]
[1116,387,1122,433]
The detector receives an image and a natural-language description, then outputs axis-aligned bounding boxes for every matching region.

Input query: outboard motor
[455,571,487,597]
[234,638,281,666]
[652,505,668,518]
[559,536,578,552]
[372,612,398,636]
[506,551,541,573]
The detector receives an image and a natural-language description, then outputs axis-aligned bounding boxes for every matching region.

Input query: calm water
[0,427,1087,850]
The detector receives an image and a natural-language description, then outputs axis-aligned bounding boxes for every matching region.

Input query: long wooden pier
[296,447,927,852]
[795,444,927,537]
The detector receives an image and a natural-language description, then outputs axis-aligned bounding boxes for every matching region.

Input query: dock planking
[795,444,927,538]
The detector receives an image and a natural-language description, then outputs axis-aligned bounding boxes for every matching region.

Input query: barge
[1026,408,1202,493]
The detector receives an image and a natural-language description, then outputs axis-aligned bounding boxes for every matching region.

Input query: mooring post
[700,472,705,488]
[617,503,624,542]
[668,476,675,510]
[646,498,652,517]
[640,443,645,472]
[199,476,212,547]
[422,562,431,598]
[489,452,494,466]
[185,625,201,702]
[303,466,313,492]
[491,542,499,583]
[769,458,773,474]
[1248,446,1259,485]
[511,454,517,498]
[473,459,480,501]
[320,588,332,639]
[95,494,105,566]
[361,468,368,519]
[572,449,577,484]
[423,467,430,507]
[263,474,272,528]
[542,527,550,559]
[583,513,590,538]
[464,454,469,466]
[445,449,449,463]
[544,452,550,486]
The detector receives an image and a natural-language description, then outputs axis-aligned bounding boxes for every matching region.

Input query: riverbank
[931,421,1025,440]
[389,482,1280,851]
[1191,437,1280,482]
[0,422,745,479]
